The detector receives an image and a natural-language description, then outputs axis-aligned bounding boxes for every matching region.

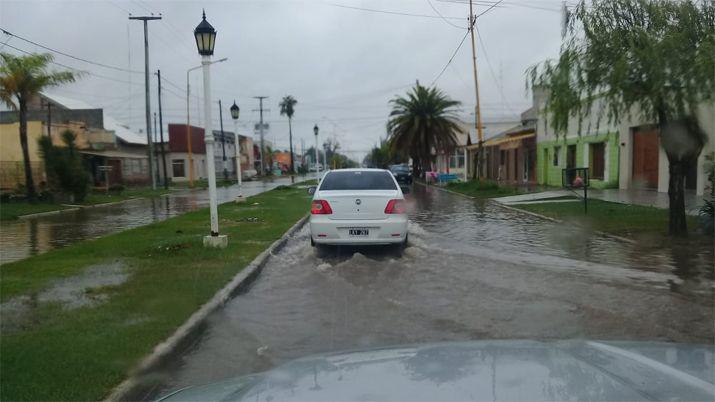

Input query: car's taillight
[384,199,406,214]
[311,200,333,214]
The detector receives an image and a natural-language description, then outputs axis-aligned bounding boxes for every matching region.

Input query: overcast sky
[0,0,565,161]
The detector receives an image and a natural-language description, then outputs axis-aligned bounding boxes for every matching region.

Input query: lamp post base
[235,195,246,203]
[203,234,228,249]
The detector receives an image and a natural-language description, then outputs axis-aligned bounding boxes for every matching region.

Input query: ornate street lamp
[230,101,240,120]
[195,10,226,248]
[194,10,216,56]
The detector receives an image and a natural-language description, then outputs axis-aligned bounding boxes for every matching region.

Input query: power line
[431,30,470,85]
[426,0,468,29]
[327,2,464,20]
[2,42,143,87]
[475,0,505,18]
[475,24,518,115]
[0,28,143,74]
[161,76,187,94]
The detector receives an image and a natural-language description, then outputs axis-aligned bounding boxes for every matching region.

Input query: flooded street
[141,184,714,400]
[0,178,295,264]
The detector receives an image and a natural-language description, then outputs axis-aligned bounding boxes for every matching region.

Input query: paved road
[140,184,714,400]
[0,177,297,264]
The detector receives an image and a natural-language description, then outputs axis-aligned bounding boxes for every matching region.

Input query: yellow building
[0,118,116,190]
[0,120,45,190]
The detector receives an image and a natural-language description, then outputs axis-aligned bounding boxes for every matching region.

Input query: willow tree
[0,53,76,200]
[529,0,714,236]
[387,84,463,177]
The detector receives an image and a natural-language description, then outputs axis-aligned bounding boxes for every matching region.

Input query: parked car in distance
[308,163,324,172]
[308,169,408,247]
[390,164,412,185]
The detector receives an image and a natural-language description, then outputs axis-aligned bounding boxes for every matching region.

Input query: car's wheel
[310,237,315,247]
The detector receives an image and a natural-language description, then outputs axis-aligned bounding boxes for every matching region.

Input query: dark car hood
[159,340,715,402]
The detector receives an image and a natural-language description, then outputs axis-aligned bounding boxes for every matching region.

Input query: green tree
[279,95,298,174]
[364,141,397,169]
[38,130,89,202]
[528,0,714,236]
[0,52,76,200]
[387,84,463,177]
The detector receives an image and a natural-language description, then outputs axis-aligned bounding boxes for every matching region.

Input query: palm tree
[0,53,76,200]
[387,84,463,178]
[279,95,298,175]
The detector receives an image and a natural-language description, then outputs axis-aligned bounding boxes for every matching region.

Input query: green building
[536,132,620,189]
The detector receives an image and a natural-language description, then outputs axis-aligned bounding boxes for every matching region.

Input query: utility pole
[153,112,159,184]
[156,69,168,189]
[218,99,228,181]
[129,14,162,190]
[253,96,268,175]
[468,0,484,179]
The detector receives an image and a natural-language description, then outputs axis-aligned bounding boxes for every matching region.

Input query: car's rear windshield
[320,171,397,191]
[391,166,409,173]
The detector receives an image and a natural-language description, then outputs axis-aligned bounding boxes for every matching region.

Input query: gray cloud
[1,0,564,160]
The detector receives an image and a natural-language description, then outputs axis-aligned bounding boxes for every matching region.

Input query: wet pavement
[0,178,295,264]
[140,184,714,400]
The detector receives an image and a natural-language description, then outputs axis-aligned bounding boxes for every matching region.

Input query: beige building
[0,93,149,190]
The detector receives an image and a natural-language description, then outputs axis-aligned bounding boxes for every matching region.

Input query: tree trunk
[288,117,294,175]
[667,156,688,236]
[412,159,421,179]
[18,99,37,200]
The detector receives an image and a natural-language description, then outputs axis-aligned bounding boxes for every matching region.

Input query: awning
[467,132,535,150]
[79,150,148,159]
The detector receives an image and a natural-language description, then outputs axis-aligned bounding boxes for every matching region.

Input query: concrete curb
[16,207,81,219]
[420,181,637,244]
[16,196,162,220]
[103,214,310,402]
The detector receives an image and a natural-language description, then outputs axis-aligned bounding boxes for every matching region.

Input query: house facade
[534,89,713,195]
[166,124,256,182]
[481,108,537,184]
[434,119,521,180]
[0,93,149,190]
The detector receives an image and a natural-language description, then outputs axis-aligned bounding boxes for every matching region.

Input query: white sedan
[309,169,409,247]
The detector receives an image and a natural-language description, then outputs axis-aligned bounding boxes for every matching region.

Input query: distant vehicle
[157,340,715,401]
[389,164,412,185]
[307,168,408,247]
[241,169,258,180]
[309,164,323,172]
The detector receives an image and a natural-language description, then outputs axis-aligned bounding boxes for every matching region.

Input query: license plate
[348,228,369,236]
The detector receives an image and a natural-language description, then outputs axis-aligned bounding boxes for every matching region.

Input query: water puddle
[1,260,128,333]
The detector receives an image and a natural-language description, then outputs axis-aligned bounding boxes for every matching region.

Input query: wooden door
[108,159,122,184]
[567,145,577,169]
[632,128,659,189]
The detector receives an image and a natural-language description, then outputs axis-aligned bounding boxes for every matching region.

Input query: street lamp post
[186,58,226,187]
[313,124,319,179]
[195,10,227,248]
[218,99,228,181]
[230,100,244,200]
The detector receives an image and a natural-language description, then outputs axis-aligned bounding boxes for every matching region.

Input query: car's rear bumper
[310,215,408,245]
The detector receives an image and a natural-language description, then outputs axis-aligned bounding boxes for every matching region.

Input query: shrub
[38,130,89,202]
[699,200,714,235]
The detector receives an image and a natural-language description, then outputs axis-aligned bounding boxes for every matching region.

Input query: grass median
[0,184,311,401]
[445,180,522,198]
[513,198,700,237]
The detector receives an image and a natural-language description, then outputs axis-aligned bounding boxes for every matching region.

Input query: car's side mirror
[400,185,410,194]
[307,186,317,195]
